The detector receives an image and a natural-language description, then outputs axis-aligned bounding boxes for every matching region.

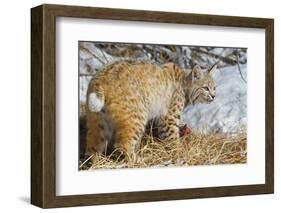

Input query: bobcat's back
[87,61,182,120]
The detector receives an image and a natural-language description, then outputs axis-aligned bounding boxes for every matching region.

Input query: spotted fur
[85,61,217,162]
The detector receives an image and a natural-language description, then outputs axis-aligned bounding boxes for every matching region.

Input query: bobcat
[85,61,217,162]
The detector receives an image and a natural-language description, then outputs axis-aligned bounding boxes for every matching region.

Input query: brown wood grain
[265,20,274,193]
[31,4,274,208]
[31,5,43,207]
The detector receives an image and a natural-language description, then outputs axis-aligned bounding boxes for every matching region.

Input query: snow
[79,76,92,103]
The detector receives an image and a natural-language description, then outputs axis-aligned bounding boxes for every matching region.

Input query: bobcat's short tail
[87,84,105,112]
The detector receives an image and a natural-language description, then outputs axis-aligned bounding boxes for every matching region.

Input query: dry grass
[79,130,247,170]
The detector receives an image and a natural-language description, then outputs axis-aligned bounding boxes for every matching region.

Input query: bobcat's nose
[208,95,215,102]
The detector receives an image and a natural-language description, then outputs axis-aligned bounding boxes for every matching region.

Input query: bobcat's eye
[202,87,209,91]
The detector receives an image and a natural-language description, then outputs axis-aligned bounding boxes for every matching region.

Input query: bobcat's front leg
[158,91,185,143]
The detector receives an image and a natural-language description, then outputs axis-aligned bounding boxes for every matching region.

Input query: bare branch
[235,53,247,83]
[99,48,109,63]
[80,45,106,65]
[79,73,96,76]
[192,48,237,65]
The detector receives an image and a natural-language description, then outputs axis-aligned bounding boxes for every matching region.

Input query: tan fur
[86,61,217,162]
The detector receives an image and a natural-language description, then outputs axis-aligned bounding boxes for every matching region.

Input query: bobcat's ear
[192,65,203,80]
[208,64,217,76]
[163,63,176,71]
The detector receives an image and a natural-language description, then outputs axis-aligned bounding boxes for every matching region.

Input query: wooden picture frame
[31,4,274,208]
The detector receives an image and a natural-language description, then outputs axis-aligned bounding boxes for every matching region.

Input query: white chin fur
[88,92,104,112]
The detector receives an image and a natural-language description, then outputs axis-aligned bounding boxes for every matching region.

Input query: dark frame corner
[31,4,274,208]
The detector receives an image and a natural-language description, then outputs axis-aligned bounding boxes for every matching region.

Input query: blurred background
[79,42,247,134]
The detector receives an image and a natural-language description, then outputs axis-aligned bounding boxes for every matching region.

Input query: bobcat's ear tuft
[192,65,203,80]
[208,64,217,76]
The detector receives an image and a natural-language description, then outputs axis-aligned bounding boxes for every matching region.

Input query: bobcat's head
[187,64,217,105]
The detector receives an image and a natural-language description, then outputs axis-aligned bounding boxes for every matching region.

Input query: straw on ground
[79,130,246,170]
